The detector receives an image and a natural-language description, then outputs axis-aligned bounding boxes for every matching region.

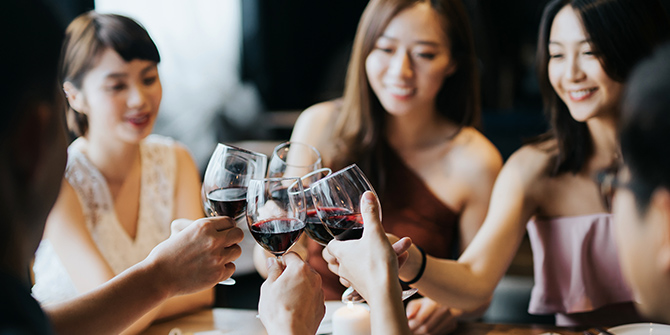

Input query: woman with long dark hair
[325,0,670,327]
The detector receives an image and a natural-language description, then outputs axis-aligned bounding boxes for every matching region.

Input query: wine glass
[201,143,267,285]
[309,164,418,302]
[290,168,333,246]
[267,141,322,178]
[246,177,306,262]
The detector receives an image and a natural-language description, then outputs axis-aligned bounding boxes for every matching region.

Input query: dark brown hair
[326,0,479,189]
[536,0,670,175]
[60,11,160,136]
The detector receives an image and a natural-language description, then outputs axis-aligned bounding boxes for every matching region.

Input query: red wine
[250,218,304,255]
[207,187,247,219]
[304,209,334,245]
[319,207,363,241]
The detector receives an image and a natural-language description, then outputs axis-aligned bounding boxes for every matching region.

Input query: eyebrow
[104,64,157,79]
[548,39,591,46]
[379,35,441,47]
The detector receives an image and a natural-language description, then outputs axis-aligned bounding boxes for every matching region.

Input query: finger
[208,216,237,232]
[265,257,284,281]
[420,308,456,335]
[339,277,351,288]
[282,251,305,266]
[171,219,192,235]
[406,299,421,319]
[392,237,412,256]
[220,244,242,263]
[408,298,438,326]
[218,227,244,247]
[322,243,337,265]
[359,191,384,238]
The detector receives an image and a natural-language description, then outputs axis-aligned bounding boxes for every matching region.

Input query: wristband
[401,244,426,285]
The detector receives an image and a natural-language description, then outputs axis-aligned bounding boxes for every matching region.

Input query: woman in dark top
[288,0,502,332]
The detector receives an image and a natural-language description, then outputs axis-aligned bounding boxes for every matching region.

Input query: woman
[290,0,502,331]
[326,0,670,327]
[31,12,211,334]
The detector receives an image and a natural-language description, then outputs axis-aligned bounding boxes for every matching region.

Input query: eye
[549,53,563,59]
[143,76,158,85]
[375,46,393,53]
[106,83,127,92]
[416,53,436,60]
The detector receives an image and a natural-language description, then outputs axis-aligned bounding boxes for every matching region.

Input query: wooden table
[142,303,581,335]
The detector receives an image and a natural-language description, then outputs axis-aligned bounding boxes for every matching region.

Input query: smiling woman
[31,11,212,335]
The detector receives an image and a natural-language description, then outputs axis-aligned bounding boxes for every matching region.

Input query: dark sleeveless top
[307,142,461,300]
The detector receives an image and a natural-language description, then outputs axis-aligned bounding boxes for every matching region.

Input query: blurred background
[43,0,670,324]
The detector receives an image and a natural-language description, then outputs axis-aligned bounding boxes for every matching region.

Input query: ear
[63,81,85,114]
[444,60,457,78]
[648,189,670,274]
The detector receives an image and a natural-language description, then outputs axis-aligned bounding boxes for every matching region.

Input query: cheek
[365,54,384,93]
[547,61,562,92]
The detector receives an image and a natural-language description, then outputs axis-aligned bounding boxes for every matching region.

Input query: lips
[125,114,150,127]
[568,88,597,101]
[386,85,416,99]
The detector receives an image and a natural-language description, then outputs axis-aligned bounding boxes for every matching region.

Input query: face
[69,47,162,144]
[365,2,455,117]
[547,5,623,122]
[612,167,666,319]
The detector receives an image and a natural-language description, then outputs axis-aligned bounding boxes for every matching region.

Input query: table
[142,302,581,335]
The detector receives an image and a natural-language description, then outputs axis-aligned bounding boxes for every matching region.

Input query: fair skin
[271,3,501,333]
[612,167,670,322]
[326,4,625,313]
[259,252,326,335]
[49,48,209,334]
[326,192,412,335]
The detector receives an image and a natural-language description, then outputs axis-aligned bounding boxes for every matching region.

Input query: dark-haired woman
[31,12,210,334]
[327,0,670,327]
[286,0,502,332]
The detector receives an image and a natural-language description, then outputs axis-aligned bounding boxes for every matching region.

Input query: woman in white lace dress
[31,12,210,334]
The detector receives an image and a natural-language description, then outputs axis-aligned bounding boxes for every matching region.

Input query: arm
[258,252,325,335]
[45,216,243,335]
[396,147,545,311]
[324,192,411,335]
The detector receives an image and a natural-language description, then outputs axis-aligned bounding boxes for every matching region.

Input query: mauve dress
[527,213,646,326]
[308,142,460,300]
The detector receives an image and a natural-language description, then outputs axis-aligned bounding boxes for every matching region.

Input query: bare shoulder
[45,178,85,234]
[503,139,556,183]
[293,101,339,134]
[450,127,503,178]
[173,141,197,165]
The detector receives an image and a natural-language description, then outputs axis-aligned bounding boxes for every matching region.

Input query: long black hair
[536,0,670,175]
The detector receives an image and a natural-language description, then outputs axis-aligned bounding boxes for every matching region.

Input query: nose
[388,50,414,79]
[126,84,148,110]
[564,54,585,82]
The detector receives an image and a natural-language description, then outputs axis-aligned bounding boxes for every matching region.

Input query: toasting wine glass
[309,164,418,302]
[201,143,267,285]
[246,177,306,262]
[290,168,333,246]
[267,141,322,178]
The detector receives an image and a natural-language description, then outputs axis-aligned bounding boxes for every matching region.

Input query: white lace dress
[32,135,177,305]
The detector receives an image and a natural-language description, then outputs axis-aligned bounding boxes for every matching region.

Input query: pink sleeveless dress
[527,213,645,326]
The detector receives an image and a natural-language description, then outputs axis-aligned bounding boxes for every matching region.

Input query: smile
[126,114,150,126]
[386,85,416,98]
[568,88,597,101]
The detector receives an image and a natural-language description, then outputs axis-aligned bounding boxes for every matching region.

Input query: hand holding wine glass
[201,143,267,285]
[247,177,306,262]
[311,164,418,302]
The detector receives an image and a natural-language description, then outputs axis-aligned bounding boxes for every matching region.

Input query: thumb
[360,191,383,239]
[406,298,421,319]
[170,218,192,236]
[265,257,284,281]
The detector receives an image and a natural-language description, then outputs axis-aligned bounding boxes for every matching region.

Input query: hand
[407,297,461,334]
[170,218,192,236]
[146,216,243,296]
[258,252,325,335]
[323,191,411,302]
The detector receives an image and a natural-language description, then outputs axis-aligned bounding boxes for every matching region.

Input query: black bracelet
[401,244,426,285]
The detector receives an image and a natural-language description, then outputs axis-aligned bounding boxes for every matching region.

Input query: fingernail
[363,192,374,205]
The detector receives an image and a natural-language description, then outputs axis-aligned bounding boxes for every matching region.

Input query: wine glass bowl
[267,141,322,178]
[309,164,374,241]
[201,143,267,285]
[246,177,306,260]
[291,168,334,246]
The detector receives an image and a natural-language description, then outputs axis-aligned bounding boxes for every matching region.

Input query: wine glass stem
[276,254,284,267]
